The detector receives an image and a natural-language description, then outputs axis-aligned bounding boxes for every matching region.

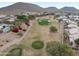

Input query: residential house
[0,24,10,33]
[6,15,15,22]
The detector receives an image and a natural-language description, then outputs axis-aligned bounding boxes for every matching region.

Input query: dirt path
[0,21,34,52]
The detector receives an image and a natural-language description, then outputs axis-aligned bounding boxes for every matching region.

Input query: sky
[0,2,79,9]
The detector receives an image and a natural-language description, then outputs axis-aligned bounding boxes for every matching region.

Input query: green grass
[6,48,22,56]
[38,18,49,25]
[32,41,44,49]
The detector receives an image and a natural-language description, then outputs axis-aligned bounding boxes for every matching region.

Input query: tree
[64,31,69,43]
[46,41,75,56]
[12,20,20,26]
[54,14,60,19]
[75,38,79,45]
[11,20,21,29]
[16,15,28,22]
[16,15,30,26]
[50,26,57,32]
[28,15,35,20]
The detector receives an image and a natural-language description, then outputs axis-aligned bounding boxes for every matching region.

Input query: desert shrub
[28,15,35,20]
[22,29,26,32]
[50,26,57,32]
[17,32,23,36]
[75,38,79,45]
[46,41,75,56]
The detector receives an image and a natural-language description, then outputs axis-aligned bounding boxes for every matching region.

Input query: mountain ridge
[0,2,79,15]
